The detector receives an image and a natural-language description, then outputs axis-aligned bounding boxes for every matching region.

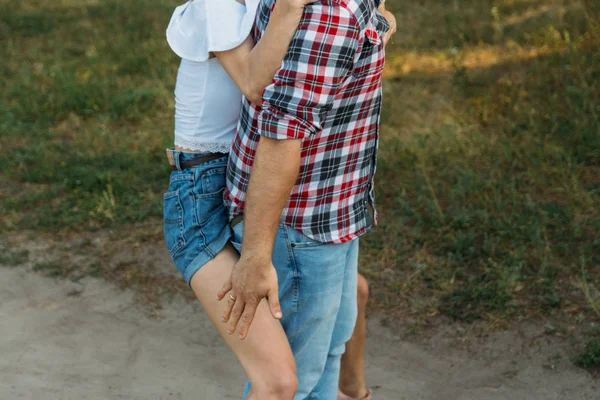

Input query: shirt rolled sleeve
[258,4,361,140]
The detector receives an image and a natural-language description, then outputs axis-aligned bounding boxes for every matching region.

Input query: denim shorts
[162,150,232,284]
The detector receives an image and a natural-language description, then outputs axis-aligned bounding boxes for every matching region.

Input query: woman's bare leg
[338,273,369,399]
[190,244,297,400]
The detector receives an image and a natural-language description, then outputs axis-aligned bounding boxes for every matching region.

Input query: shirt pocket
[352,19,387,79]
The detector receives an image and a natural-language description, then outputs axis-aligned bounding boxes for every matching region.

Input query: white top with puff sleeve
[166,0,259,152]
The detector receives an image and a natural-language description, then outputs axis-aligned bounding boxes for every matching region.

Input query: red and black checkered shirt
[225,0,389,244]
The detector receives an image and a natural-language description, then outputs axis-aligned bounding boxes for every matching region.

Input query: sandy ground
[0,262,598,400]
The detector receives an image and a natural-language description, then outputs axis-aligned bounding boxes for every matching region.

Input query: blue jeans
[230,221,359,400]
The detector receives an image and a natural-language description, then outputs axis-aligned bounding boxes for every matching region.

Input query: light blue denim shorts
[163,150,232,284]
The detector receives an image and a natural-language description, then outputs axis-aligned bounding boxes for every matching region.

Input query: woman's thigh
[189,244,296,386]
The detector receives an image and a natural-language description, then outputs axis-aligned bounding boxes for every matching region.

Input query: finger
[221,291,236,323]
[267,288,283,320]
[237,300,258,340]
[216,276,233,300]
[228,299,245,335]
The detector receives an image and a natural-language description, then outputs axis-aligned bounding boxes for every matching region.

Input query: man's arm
[217,3,361,339]
[217,137,300,338]
[241,138,301,269]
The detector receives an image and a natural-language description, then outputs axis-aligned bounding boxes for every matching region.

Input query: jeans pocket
[286,226,323,249]
[163,190,185,256]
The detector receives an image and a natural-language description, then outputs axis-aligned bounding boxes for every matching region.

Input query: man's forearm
[241,137,301,262]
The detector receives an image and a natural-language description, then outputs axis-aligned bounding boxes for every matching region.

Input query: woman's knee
[357,274,369,309]
[250,363,298,400]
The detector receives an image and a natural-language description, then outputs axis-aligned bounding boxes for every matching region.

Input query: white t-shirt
[166,0,259,152]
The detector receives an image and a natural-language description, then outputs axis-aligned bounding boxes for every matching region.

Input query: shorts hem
[182,225,233,286]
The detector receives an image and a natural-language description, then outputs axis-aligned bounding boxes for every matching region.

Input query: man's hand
[217,255,282,340]
[378,3,397,46]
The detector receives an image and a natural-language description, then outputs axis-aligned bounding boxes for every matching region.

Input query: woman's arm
[378,2,397,46]
[215,0,312,104]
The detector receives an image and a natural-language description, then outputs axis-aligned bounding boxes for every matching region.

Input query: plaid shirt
[225,0,389,244]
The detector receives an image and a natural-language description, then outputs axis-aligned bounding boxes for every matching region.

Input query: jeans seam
[191,171,201,228]
[187,171,211,256]
[282,226,299,314]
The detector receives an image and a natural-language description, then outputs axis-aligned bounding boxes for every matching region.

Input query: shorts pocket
[194,189,226,226]
[163,190,185,256]
[194,166,227,224]
[196,166,226,198]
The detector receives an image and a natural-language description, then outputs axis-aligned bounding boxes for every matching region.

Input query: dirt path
[0,264,597,400]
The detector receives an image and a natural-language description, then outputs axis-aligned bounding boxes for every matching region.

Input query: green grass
[576,337,600,368]
[0,0,176,230]
[1,0,599,363]
[363,0,599,332]
[0,247,30,266]
[32,261,66,278]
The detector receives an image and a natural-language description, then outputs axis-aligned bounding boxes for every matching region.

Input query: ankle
[339,378,368,399]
